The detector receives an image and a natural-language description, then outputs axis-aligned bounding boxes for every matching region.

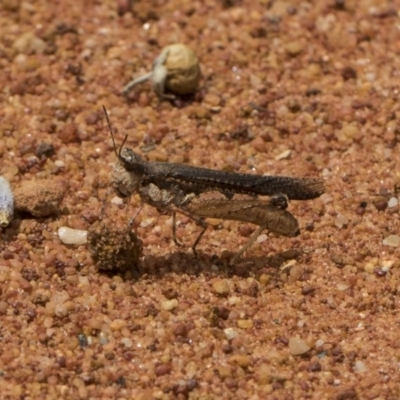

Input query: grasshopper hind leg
[229,225,266,266]
[172,212,182,246]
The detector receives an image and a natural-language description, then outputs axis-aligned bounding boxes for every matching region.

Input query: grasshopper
[105,107,324,264]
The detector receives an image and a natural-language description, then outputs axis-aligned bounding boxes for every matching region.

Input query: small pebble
[99,332,109,345]
[374,196,387,211]
[285,41,304,56]
[211,279,230,296]
[341,124,359,139]
[117,0,134,16]
[54,160,65,168]
[237,319,253,329]
[155,362,172,376]
[111,196,124,205]
[308,362,322,372]
[58,227,88,245]
[121,338,133,348]
[354,360,367,372]
[381,260,394,272]
[57,123,81,144]
[364,262,375,274]
[78,334,88,348]
[224,327,239,340]
[229,354,251,368]
[14,179,68,217]
[382,235,400,247]
[256,234,268,243]
[275,149,292,160]
[13,31,46,54]
[160,299,178,311]
[388,197,398,208]
[288,337,311,355]
[336,283,349,291]
[335,213,348,228]
[35,142,55,159]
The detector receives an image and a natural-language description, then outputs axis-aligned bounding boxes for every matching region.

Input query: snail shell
[122,43,201,99]
[0,176,14,228]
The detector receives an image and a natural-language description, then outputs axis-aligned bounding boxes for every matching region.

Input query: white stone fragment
[383,235,400,247]
[224,327,239,340]
[140,218,154,228]
[336,283,349,291]
[58,226,88,245]
[335,213,348,228]
[320,193,333,204]
[160,299,178,311]
[256,234,268,243]
[111,196,124,205]
[121,338,133,348]
[381,260,394,272]
[275,149,292,160]
[54,160,65,168]
[388,197,398,208]
[354,360,367,372]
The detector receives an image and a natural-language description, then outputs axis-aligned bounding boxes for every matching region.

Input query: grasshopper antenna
[102,105,128,158]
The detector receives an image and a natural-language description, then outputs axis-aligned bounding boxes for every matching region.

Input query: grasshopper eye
[119,148,146,175]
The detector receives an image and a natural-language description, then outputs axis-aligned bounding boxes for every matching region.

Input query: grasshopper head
[111,147,146,198]
[102,106,147,198]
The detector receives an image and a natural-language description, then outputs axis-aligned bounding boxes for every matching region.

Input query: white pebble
[336,283,349,291]
[0,176,14,227]
[224,327,239,340]
[365,72,376,82]
[354,360,367,372]
[58,226,88,245]
[388,197,398,208]
[160,299,178,311]
[121,338,133,348]
[381,260,394,272]
[54,160,65,168]
[335,213,348,228]
[111,196,123,205]
[99,332,109,345]
[256,234,268,243]
[275,149,292,160]
[383,235,400,247]
[320,193,333,204]
[140,218,154,228]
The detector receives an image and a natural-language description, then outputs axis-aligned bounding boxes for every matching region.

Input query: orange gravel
[1,0,400,399]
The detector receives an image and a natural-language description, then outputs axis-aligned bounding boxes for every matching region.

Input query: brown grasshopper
[104,107,324,264]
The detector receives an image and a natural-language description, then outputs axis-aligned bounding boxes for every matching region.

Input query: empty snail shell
[0,176,14,228]
[122,43,201,99]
